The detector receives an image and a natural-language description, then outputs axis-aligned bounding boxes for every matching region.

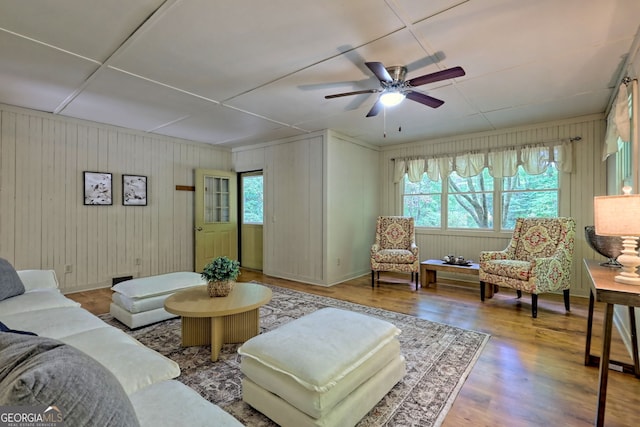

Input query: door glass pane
[204,175,230,223]
[243,175,263,224]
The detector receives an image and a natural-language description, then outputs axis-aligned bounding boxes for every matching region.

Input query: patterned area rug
[101,284,489,426]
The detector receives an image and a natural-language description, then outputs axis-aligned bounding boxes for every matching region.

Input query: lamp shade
[594,194,640,236]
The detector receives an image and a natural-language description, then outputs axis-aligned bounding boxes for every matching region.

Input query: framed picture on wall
[123,174,148,206]
[83,171,113,205]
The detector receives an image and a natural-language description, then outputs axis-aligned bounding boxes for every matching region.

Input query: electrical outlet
[135,258,142,266]
[64,265,72,273]
[337,258,341,266]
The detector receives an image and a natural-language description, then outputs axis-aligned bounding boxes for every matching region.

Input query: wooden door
[194,169,237,272]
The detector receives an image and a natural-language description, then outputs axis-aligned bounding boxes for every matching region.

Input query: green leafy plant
[201,256,241,282]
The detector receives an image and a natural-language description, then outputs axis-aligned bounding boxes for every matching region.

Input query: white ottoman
[109,272,206,328]
[237,307,406,427]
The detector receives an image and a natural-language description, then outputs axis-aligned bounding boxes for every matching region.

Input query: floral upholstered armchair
[370,216,420,289]
[479,217,576,318]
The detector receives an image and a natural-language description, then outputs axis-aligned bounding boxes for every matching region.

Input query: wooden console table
[583,259,640,427]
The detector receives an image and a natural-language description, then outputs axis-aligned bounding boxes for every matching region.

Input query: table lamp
[594,186,640,285]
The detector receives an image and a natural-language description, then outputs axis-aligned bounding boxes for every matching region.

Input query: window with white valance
[393,142,574,183]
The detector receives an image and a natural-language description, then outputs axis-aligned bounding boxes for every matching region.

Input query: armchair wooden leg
[563,289,571,312]
[516,290,522,298]
[371,271,375,288]
[480,281,486,302]
[531,294,538,318]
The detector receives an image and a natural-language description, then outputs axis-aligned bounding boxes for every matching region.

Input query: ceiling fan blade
[365,62,393,83]
[366,99,383,117]
[407,66,465,87]
[325,89,378,99]
[406,91,445,108]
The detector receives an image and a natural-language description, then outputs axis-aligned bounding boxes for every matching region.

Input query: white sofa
[0,268,242,427]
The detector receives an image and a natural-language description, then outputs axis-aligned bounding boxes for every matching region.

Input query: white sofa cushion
[112,292,171,313]
[0,332,140,427]
[0,306,108,339]
[60,327,180,395]
[17,269,59,292]
[0,289,80,317]
[130,380,243,427]
[109,303,177,329]
[112,272,205,299]
[242,355,406,427]
[238,307,401,393]
[241,338,400,418]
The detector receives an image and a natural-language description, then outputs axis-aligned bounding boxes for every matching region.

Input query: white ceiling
[1,0,639,148]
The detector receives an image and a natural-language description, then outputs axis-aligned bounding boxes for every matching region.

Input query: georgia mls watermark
[0,405,64,427]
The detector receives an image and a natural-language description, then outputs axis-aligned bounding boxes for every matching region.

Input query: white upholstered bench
[109,272,206,329]
[237,307,406,427]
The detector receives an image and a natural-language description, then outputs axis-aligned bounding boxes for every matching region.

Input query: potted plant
[201,256,241,297]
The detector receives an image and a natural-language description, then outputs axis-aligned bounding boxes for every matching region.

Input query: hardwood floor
[67,270,640,426]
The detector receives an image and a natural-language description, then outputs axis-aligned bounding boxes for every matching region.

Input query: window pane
[403,174,442,227]
[404,176,441,194]
[404,195,441,227]
[501,165,559,230]
[448,194,493,228]
[448,170,493,229]
[243,175,263,224]
[204,176,229,223]
[449,169,493,192]
[503,166,557,191]
[501,191,558,229]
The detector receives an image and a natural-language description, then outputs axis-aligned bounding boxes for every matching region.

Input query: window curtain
[407,158,425,182]
[455,152,484,177]
[487,148,518,177]
[603,82,631,161]
[393,159,406,183]
[396,143,572,183]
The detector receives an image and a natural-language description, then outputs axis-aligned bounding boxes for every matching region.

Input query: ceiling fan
[324,62,465,117]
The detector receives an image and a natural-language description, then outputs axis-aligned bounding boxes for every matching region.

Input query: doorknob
[195,226,203,231]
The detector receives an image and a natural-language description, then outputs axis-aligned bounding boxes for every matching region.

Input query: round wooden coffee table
[164,282,272,361]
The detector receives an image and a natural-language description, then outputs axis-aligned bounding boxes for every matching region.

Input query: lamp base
[614,274,640,285]
[614,236,640,285]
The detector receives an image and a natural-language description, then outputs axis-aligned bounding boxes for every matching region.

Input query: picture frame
[123,174,148,206]
[83,171,113,205]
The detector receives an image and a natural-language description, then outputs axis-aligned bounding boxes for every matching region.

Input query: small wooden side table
[420,259,491,298]
[583,259,640,427]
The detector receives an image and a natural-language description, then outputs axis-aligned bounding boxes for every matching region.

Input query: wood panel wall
[0,102,610,300]
[378,114,607,297]
[234,130,380,286]
[325,131,380,285]
[0,104,231,293]
[264,134,324,284]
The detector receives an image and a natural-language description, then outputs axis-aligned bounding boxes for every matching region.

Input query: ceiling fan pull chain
[383,107,387,138]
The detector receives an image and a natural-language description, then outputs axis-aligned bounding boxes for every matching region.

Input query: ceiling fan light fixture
[380,91,405,107]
